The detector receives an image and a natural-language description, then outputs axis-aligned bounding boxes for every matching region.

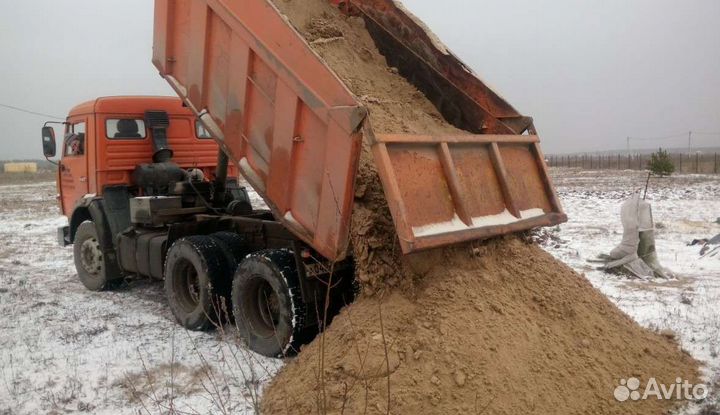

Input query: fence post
[696,152,699,173]
[715,153,718,174]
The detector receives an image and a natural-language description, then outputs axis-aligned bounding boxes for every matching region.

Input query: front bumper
[57,226,70,247]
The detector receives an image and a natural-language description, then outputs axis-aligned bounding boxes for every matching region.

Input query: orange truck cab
[41,95,354,358]
[43,96,241,245]
[52,96,232,217]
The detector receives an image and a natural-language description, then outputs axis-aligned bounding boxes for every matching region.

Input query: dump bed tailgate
[369,132,565,254]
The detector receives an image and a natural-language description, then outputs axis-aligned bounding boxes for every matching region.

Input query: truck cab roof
[68,96,192,117]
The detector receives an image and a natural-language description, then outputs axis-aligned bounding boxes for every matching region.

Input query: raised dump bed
[152,0,566,260]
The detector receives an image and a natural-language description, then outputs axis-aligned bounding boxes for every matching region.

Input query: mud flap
[88,200,124,282]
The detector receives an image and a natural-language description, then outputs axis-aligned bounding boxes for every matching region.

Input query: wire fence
[547,152,719,175]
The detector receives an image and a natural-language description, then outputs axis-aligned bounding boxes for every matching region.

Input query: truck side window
[107,119,146,139]
[64,122,86,156]
[196,121,213,139]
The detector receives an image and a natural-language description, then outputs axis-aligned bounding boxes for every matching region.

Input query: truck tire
[208,231,251,315]
[164,236,231,331]
[73,221,118,291]
[231,249,308,357]
[210,231,249,271]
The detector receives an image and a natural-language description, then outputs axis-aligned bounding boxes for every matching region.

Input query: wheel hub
[173,258,201,312]
[257,282,280,330]
[80,237,103,277]
[186,271,200,305]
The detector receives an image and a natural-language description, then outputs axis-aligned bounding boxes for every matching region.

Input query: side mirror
[42,126,56,158]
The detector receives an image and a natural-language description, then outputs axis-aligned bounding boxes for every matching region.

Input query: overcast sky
[0,0,718,160]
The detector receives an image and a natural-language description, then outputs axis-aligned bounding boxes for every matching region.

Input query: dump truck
[42,0,566,358]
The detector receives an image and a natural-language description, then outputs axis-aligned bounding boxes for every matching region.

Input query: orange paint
[58,96,236,216]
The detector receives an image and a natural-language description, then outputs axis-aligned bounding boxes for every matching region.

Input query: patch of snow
[471,209,518,227]
[520,208,545,220]
[412,213,467,237]
[412,208,546,237]
[0,181,280,415]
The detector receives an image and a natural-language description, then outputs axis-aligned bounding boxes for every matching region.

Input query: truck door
[59,119,89,215]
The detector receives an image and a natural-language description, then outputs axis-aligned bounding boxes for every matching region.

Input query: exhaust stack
[144,110,173,163]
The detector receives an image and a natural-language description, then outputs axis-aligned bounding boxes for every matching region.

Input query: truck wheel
[73,221,117,291]
[231,249,308,357]
[210,231,250,271]
[164,236,230,331]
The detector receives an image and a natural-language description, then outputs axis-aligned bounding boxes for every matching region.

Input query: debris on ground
[699,234,720,258]
[595,193,674,279]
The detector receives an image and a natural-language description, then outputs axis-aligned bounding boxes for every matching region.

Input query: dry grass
[0,170,56,185]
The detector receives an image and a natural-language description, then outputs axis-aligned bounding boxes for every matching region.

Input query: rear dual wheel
[231,250,308,357]
[164,235,233,331]
[164,234,310,357]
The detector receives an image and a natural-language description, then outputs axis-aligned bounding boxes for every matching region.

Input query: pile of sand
[262,1,699,413]
[264,238,697,414]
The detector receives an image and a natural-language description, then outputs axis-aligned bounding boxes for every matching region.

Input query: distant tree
[647,148,675,176]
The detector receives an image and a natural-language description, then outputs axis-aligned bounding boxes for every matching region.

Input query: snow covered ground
[541,168,720,413]
[0,181,280,414]
[0,169,718,414]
